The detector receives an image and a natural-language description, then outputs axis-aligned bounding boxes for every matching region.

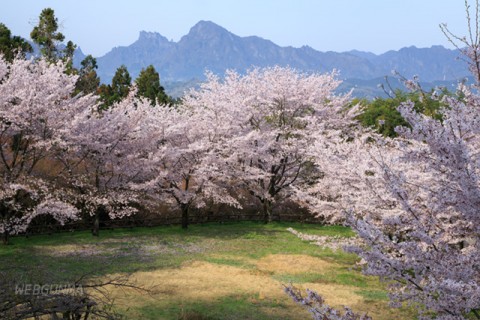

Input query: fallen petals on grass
[287,228,363,251]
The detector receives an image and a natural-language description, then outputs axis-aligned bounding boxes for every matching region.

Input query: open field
[0,222,416,319]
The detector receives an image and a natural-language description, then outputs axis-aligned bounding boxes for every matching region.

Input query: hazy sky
[1,0,471,57]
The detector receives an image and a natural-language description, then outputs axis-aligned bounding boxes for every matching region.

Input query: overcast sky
[1,0,471,57]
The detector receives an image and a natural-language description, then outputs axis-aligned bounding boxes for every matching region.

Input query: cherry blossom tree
[183,67,354,223]
[137,102,240,229]
[328,82,478,319]
[320,2,480,317]
[299,76,480,319]
[440,0,480,84]
[294,4,480,316]
[296,18,480,317]
[61,90,165,236]
[0,56,96,244]
[291,127,399,225]
[298,89,480,319]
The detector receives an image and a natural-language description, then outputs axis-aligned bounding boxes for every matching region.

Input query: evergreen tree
[62,40,77,74]
[135,65,170,105]
[75,55,100,95]
[111,65,131,99]
[99,65,131,108]
[97,84,114,109]
[30,8,65,61]
[0,23,32,61]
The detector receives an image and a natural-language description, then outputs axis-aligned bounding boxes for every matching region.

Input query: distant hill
[87,20,469,98]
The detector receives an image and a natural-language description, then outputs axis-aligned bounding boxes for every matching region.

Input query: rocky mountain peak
[181,20,233,42]
[137,31,170,45]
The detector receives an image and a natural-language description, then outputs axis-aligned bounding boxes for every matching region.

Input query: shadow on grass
[0,222,358,281]
[135,293,296,320]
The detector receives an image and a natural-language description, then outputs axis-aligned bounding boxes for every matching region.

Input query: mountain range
[76,20,470,98]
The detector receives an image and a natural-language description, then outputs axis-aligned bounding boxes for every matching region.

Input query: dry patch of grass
[256,254,337,274]
[107,254,409,320]
[109,260,312,319]
[117,260,286,302]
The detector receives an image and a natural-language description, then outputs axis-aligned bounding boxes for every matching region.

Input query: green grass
[1,221,416,319]
[272,271,373,288]
[355,290,389,301]
[272,272,327,284]
[139,294,291,320]
[204,257,256,269]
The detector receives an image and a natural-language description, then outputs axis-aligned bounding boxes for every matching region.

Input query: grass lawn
[0,222,416,319]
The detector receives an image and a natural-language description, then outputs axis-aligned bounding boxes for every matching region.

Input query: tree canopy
[355,87,446,137]
[30,8,65,61]
[0,23,32,62]
[74,54,100,95]
[135,65,171,105]
[99,65,132,108]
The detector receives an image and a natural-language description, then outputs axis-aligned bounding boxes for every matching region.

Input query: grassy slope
[0,222,416,319]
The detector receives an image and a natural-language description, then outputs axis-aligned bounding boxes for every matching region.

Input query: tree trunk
[92,211,100,237]
[181,203,189,229]
[262,199,272,224]
[2,230,9,245]
[1,208,10,245]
